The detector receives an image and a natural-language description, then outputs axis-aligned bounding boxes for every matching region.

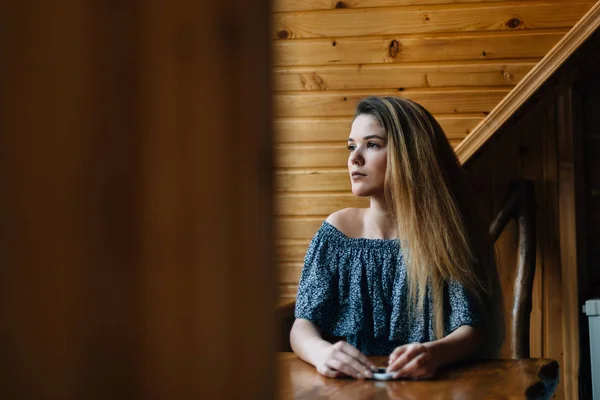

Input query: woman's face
[347,114,388,197]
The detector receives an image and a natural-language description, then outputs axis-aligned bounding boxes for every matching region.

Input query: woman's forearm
[290,318,332,367]
[423,325,483,368]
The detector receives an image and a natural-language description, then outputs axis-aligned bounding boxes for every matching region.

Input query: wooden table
[278,352,559,399]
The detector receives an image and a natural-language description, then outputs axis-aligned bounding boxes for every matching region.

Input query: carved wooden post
[489,179,537,359]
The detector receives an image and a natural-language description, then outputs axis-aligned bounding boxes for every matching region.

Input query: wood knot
[332,41,337,47]
[276,30,290,39]
[312,73,327,90]
[343,96,348,101]
[389,40,400,58]
[506,18,521,29]
[335,1,347,8]
[501,69,514,83]
[481,51,487,57]
[397,88,404,92]
[424,15,430,21]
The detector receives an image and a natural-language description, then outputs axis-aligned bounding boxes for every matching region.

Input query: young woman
[290,96,504,380]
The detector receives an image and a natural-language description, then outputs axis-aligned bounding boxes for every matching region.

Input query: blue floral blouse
[295,221,481,356]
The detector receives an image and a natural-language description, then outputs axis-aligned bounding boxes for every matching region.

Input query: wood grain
[273,30,566,66]
[276,140,465,169]
[274,60,537,91]
[273,2,593,39]
[276,169,351,192]
[274,0,549,13]
[278,353,559,399]
[275,114,483,143]
[277,262,304,283]
[137,1,275,398]
[275,88,510,117]
[456,0,600,163]
[278,284,300,299]
[277,240,310,263]
[542,100,565,400]
[275,144,349,168]
[276,218,326,239]
[556,84,580,400]
[0,0,275,398]
[276,193,368,216]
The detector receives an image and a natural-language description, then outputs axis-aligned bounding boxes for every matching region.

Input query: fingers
[326,356,367,379]
[316,364,343,378]
[323,341,375,379]
[388,345,407,364]
[387,344,425,373]
[393,351,433,379]
[337,342,377,371]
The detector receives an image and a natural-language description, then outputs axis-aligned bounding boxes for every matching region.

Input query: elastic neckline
[322,221,400,250]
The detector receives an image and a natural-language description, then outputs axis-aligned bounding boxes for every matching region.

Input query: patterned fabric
[295,221,480,356]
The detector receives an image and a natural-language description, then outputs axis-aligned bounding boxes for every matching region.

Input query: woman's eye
[347,144,356,151]
[367,142,379,148]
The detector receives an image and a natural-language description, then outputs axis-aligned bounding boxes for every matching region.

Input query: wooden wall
[273,0,596,299]
[464,28,600,399]
[466,95,566,398]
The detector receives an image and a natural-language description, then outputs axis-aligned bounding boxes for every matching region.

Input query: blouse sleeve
[445,280,482,335]
[294,224,339,332]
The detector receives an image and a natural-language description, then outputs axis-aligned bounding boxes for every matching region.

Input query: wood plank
[557,167,578,400]
[276,140,462,168]
[276,144,348,168]
[456,1,600,163]
[556,84,579,400]
[276,193,368,216]
[275,88,510,118]
[278,262,304,284]
[273,2,593,39]
[275,114,482,143]
[276,169,351,192]
[277,298,296,309]
[273,30,566,66]
[277,284,299,299]
[274,0,532,13]
[543,100,565,400]
[277,240,311,263]
[276,217,325,239]
[274,60,537,91]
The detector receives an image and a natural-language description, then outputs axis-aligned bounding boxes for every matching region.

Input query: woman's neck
[363,195,397,240]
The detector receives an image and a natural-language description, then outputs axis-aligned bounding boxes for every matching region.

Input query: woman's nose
[349,148,364,166]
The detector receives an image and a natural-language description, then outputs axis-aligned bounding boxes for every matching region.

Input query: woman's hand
[315,341,377,379]
[386,343,438,379]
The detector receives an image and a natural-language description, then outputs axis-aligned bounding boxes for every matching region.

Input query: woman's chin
[351,187,374,197]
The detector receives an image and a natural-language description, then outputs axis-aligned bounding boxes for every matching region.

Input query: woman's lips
[351,172,366,180]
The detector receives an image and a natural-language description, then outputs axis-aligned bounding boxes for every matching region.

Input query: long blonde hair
[355,96,500,342]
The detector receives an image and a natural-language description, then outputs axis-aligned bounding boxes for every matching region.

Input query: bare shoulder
[325,208,364,238]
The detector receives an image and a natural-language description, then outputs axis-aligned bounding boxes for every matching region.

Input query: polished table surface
[277,352,559,399]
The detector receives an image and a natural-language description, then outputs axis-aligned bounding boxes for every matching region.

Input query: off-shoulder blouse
[295,221,480,356]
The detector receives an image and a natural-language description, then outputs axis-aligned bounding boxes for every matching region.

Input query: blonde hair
[355,96,501,343]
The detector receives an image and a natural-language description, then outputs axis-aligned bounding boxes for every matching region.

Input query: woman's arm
[386,325,483,379]
[290,318,331,366]
[423,325,483,367]
[290,318,376,379]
